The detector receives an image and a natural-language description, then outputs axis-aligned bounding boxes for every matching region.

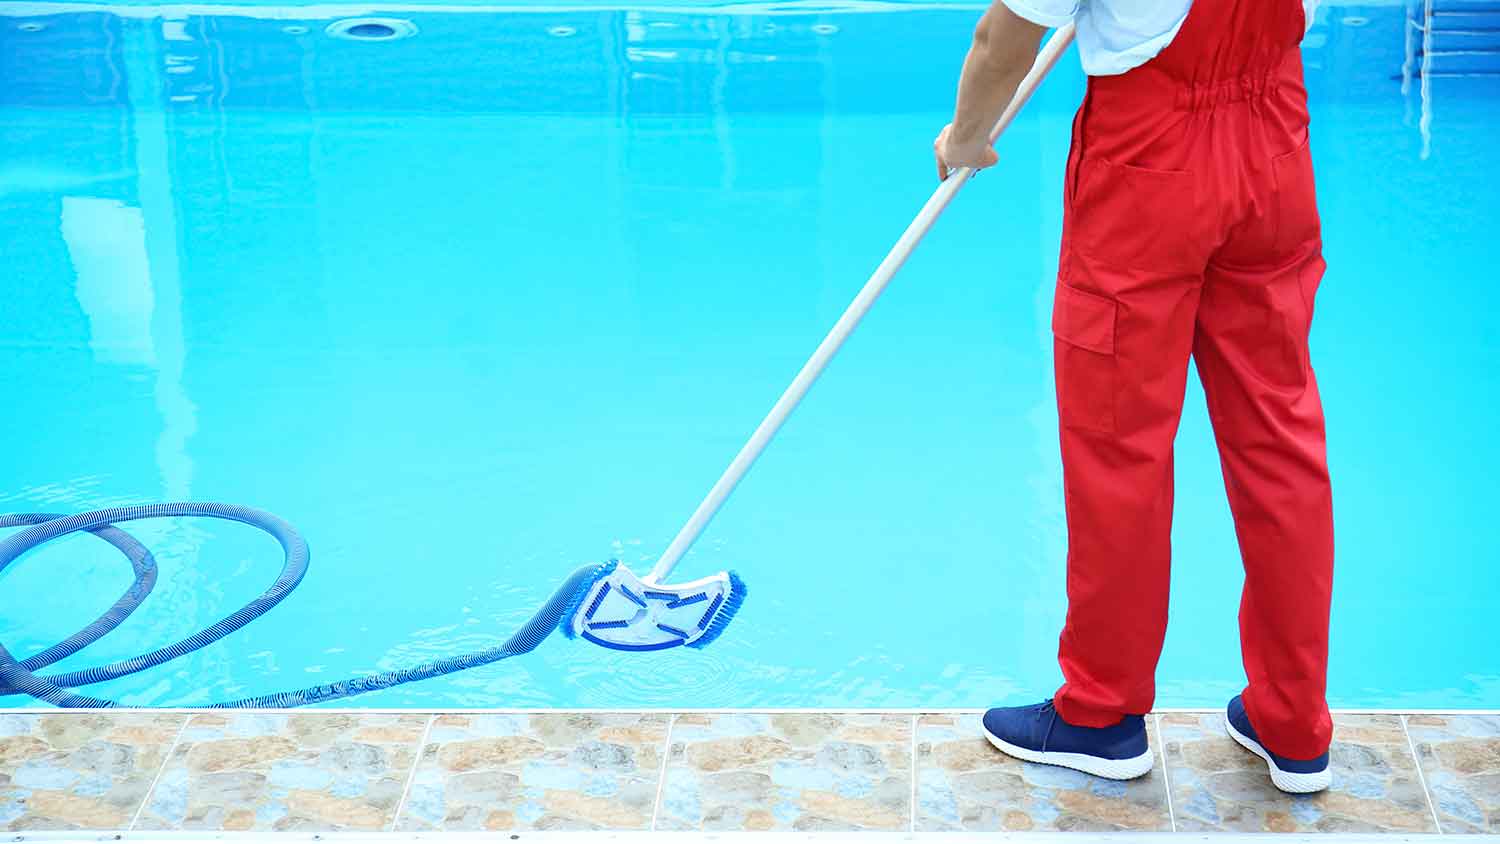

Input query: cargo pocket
[1273,134,1322,257]
[1052,283,1118,433]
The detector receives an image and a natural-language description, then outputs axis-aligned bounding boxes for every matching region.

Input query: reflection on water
[123,23,198,504]
[1,3,1497,709]
[63,198,156,367]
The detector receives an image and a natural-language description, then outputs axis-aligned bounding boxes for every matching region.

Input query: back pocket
[1071,158,1199,273]
[1052,283,1117,433]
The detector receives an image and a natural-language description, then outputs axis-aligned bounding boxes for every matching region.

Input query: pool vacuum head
[561,561,745,651]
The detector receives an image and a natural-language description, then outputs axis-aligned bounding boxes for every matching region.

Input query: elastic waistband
[1088,49,1301,112]
[1174,67,1282,110]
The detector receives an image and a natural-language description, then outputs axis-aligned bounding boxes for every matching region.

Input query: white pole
[648,23,1078,584]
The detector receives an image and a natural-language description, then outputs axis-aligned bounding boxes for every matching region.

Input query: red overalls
[1049,0,1335,760]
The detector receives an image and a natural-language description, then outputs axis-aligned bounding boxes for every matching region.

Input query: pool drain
[325,17,418,41]
[17,21,45,32]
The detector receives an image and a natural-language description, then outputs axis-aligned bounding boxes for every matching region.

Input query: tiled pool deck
[0,710,1495,836]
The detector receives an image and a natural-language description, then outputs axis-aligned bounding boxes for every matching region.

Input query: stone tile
[1406,714,1500,834]
[914,713,1170,832]
[1161,712,1436,833]
[394,713,667,832]
[657,713,911,831]
[134,713,426,832]
[0,712,185,832]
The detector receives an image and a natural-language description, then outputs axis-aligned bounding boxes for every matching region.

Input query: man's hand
[934,123,1000,181]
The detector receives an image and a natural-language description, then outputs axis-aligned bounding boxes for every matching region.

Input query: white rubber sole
[1225,715,1333,794]
[982,724,1155,780]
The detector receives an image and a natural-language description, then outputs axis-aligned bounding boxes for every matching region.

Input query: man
[935,0,1335,793]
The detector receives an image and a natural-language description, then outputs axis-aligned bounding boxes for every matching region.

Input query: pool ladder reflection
[1405,0,1500,79]
[1401,0,1499,158]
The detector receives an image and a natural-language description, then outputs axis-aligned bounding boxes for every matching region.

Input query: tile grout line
[128,713,191,831]
[1401,713,1445,834]
[388,713,437,833]
[1154,713,1177,832]
[649,713,675,831]
[908,714,918,834]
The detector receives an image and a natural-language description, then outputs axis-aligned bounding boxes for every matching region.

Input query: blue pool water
[2,1,1497,709]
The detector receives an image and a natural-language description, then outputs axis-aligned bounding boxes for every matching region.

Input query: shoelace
[1037,698,1060,751]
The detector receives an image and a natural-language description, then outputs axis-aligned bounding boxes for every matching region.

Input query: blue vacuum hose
[0,504,609,708]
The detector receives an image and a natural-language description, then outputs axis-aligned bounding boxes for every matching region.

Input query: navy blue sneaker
[1225,695,1332,794]
[981,700,1154,780]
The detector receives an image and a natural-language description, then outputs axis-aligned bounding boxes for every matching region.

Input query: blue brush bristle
[558,560,618,640]
[686,570,746,650]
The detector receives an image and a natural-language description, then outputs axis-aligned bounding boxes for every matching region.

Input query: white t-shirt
[1002,0,1320,76]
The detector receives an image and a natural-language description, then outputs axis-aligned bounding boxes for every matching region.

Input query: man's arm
[934,0,1050,179]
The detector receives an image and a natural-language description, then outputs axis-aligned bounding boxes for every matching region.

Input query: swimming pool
[1,0,1497,710]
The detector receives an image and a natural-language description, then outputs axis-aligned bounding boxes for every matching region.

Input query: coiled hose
[0,503,608,708]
